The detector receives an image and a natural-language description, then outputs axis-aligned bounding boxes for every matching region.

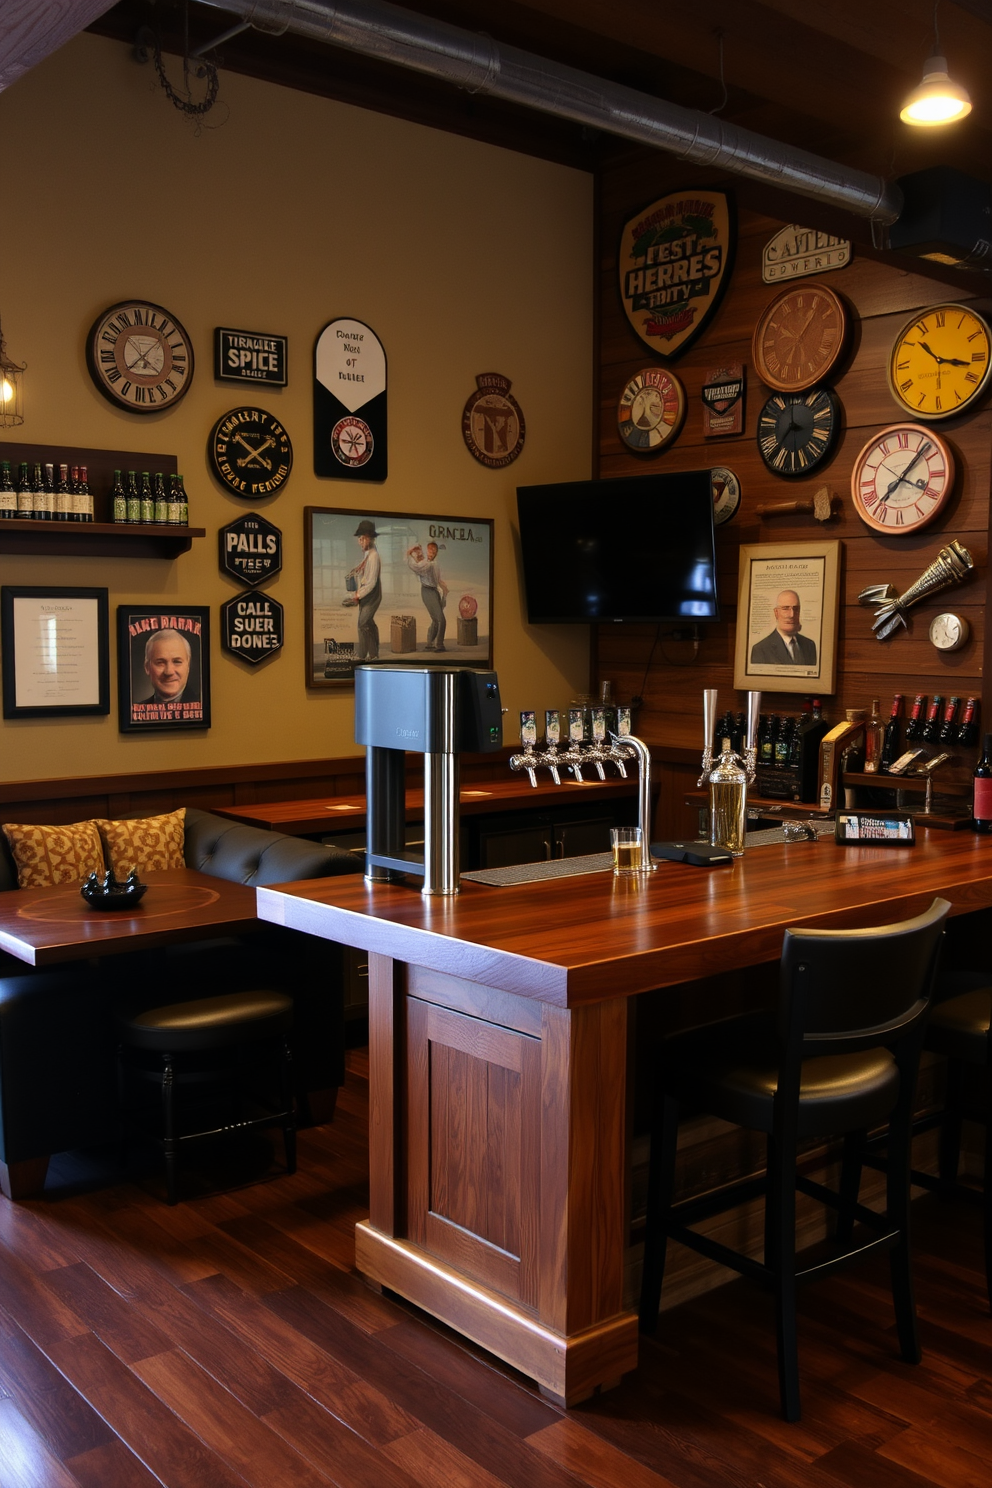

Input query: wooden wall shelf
[0,519,205,559]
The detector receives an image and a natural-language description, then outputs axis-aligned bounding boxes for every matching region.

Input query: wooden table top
[0,868,259,967]
[257,829,992,1008]
[213,775,639,834]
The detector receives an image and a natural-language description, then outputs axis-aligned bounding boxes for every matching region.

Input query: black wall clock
[756,387,840,478]
[86,300,194,413]
[208,408,293,499]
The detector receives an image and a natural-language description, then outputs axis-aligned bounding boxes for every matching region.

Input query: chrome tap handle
[509,747,539,788]
[698,688,718,787]
[610,733,656,873]
[744,691,762,787]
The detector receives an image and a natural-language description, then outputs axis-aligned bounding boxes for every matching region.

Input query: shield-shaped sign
[618,189,736,360]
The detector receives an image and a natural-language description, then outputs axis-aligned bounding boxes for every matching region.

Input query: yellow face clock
[888,303,992,421]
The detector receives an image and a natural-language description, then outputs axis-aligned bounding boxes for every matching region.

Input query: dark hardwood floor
[0,1050,989,1487]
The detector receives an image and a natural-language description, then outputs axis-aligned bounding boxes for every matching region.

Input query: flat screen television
[516,471,719,624]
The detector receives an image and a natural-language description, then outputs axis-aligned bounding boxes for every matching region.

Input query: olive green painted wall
[0,34,592,781]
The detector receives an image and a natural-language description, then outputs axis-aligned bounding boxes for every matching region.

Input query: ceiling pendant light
[900,3,972,126]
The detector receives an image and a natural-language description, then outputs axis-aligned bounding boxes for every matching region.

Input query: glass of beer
[611,826,642,875]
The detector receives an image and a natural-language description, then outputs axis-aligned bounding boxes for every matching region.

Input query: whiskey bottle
[972,734,992,834]
[958,697,980,748]
[126,470,141,525]
[140,472,154,525]
[922,695,943,743]
[939,696,961,743]
[880,694,903,772]
[14,461,32,519]
[0,461,17,518]
[863,697,883,773]
[111,469,127,523]
[904,692,926,741]
[77,466,94,523]
[154,472,168,525]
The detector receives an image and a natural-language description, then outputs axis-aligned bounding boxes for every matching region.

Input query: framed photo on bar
[305,506,493,687]
[733,540,840,695]
[1,586,109,719]
[117,606,211,732]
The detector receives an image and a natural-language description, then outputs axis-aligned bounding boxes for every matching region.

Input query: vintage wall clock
[752,284,849,392]
[86,300,194,412]
[850,423,954,534]
[617,367,686,453]
[756,387,839,478]
[209,407,293,499]
[928,612,970,652]
[888,303,992,420]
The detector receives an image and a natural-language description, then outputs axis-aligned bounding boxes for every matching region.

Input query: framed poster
[117,607,210,732]
[1,586,109,718]
[734,542,840,696]
[306,506,493,687]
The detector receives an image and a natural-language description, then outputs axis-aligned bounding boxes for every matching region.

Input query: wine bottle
[111,469,127,524]
[972,734,992,834]
[904,693,926,741]
[922,695,943,743]
[167,473,182,526]
[140,472,154,525]
[939,696,961,743]
[864,697,883,773]
[78,466,93,523]
[958,697,980,748]
[14,461,32,519]
[126,470,141,525]
[154,472,168,525]
[880,694,903,772]
[0,461,17,519]
[54,464,71,522]
[33,462,53,521]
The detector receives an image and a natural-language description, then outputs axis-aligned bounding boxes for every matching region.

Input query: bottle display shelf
[0,519,205,559]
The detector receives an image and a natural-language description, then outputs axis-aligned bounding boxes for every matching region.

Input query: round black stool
[117,989,296,1205]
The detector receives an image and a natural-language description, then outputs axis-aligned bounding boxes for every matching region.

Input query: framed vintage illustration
[1,586,110,719]
[733,541,840,695]
[305,506,493,686]
[117,606,210,732]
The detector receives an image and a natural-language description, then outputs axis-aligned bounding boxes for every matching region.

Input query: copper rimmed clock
[86,300,194,412]
[850,424,955,534]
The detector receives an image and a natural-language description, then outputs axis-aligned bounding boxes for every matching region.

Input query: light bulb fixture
[0,316,25,429]
[900,3,971,126]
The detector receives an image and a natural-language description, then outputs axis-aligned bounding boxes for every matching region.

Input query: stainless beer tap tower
[355,665,503,896]
[698,688,762,786]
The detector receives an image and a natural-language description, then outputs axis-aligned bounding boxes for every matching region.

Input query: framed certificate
[1,586,110,719]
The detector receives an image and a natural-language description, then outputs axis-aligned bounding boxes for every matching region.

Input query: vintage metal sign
[219,513,282,588]
[618,189,736,359]
[702,362,745,437]
[461,373,526,468]
[221,589,284,664]
[762,225,851,283]
[209,407,293,499]
[214,327,288,386]
[314,318,387,483]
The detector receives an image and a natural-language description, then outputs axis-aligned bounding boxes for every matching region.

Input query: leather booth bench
[0,807,363,1199]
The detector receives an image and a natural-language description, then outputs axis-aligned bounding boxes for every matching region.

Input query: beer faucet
[610,732,656,873]
[699,689,761,786]
[509,742,540,789]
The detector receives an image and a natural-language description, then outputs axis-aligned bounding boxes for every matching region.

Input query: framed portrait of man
[733,541,840,695]
[117,606,211,732]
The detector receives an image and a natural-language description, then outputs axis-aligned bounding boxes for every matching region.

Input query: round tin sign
[209,407,293,499]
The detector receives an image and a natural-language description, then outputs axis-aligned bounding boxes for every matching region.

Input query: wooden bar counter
[256,830,992,1406]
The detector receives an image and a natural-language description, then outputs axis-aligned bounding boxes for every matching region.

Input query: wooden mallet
[756,485,836,521]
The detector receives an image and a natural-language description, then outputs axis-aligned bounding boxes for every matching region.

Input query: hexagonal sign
[219,512,282,589]
[221,590,284,665]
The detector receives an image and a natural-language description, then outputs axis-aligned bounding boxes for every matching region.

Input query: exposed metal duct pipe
[196,0,903,226]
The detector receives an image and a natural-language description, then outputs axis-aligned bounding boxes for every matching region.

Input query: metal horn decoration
[858,540,974,641]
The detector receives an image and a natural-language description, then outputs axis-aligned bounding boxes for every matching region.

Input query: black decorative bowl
[80,872,148,911]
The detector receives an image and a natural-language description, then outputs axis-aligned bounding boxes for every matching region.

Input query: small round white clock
[928,612,970,652]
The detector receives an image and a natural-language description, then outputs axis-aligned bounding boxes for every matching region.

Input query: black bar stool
[118,990,296,1205]
[639,898,949,1422]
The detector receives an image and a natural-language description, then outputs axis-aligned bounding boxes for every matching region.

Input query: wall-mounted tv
[516,471,719,624]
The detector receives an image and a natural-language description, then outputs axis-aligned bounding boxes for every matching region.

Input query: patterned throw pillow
[94,809,186,878]
[1,819,107,888]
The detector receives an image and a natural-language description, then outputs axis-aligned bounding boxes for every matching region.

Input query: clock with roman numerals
[888,303,991,421]
[850,423,954,534]
[86,300,194,413]
[756,387,839,478]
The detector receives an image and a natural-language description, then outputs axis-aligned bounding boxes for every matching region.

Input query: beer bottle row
[0,462,190,525]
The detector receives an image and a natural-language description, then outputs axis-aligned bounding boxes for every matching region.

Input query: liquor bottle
[774,717,792,769]
[709,738,746,857]
[880,694,903,772]
[55,464,72,521]
[939,696,961,743]
[126,470,141,525]
[77,466,94,523]
[0,461,16,518]
[154,472,168,524]
[111,469,127,523]
[177,474,189,526]
[843,709,867,774]
[797,698,829,804]
[958,697,980,748]
[972,734,992,834]
[715,710,734,753]
[68,466,80,523]
[922,695,943,743]
[14,461,32,519]
[904,692,926,741]
[33,462,54,521]
[167,473,182,525]
[759,714,774,766]
[864,698,884,773]
[140,472,154,525]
